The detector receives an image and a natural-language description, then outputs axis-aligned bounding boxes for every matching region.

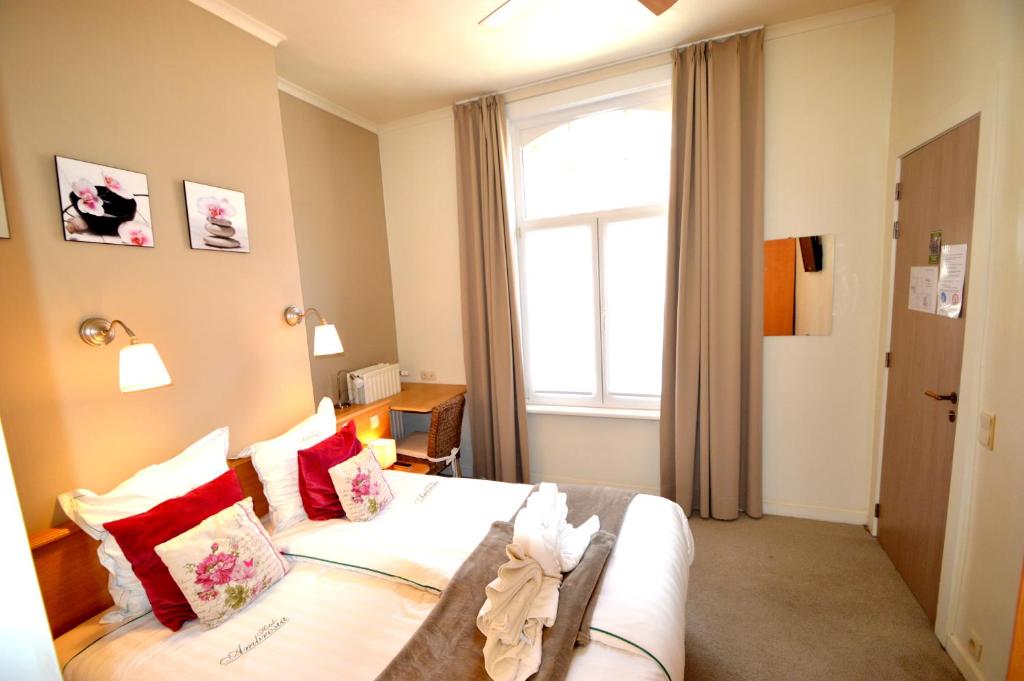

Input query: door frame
[868,113,992,652]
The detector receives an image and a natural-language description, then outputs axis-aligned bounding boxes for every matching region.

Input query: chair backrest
[427,394,466,461]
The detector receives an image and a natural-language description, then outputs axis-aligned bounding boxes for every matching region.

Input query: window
[510,84,671,410]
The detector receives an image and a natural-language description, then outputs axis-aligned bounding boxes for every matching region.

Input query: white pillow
[57,427,230,623]
[244,397,336,533]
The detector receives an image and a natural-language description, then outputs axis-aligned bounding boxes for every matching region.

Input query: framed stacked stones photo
[183,180,249,253]
[55,156,153,247]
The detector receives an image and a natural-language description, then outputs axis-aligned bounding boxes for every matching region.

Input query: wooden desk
[389,383,467,413]
[335,383,466,442]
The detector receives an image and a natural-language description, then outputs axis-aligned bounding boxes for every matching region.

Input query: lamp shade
[313,323,344,357]
[370,438,397,469]
[118,342,171,393]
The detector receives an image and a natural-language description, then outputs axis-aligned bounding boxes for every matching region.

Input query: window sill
[525,404,660,421]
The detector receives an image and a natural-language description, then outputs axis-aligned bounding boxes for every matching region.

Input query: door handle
[924,390,958,404]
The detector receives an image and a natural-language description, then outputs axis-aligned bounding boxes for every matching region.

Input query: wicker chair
[395,394,466,476]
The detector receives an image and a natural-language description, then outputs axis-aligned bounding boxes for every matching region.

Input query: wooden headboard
[28,458,268,638]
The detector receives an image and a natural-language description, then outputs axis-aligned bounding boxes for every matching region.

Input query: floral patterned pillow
[328,449,394,522]
[154,497,288,628]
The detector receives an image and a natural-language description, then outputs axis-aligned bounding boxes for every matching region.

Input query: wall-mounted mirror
[764,234,834,336]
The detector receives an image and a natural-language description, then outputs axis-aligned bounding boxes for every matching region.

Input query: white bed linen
[273,472,533,592]
[273,473,694,680]
[61,562,672,681]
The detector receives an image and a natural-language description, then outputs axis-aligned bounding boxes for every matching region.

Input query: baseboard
[763,499,868,525]
[532,473,658,496]
[946,633,988,681]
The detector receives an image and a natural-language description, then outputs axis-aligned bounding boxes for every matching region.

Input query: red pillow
[298,420,363,520]
[104,470,244,630]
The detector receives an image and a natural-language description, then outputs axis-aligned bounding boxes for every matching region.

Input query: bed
[36,458,694,680]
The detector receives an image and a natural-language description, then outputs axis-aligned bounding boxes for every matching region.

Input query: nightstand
[388,460,430,475]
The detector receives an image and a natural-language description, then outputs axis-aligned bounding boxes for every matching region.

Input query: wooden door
[878,116,980,623]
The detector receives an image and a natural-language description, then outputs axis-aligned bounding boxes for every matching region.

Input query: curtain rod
[454,24,764,106]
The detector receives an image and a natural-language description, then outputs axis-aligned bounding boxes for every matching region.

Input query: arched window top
[517,100,671,220]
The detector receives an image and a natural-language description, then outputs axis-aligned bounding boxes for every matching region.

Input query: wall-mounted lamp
[79,318,172,393]
[284,305,344,357]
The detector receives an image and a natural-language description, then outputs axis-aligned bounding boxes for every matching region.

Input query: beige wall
[378,110,467,385]
[871,0,1024,678]
[279,93,398,402]
[762,7,894,524]
[527,413,659,494]
[378,6,895,512]
[0,0,314,534]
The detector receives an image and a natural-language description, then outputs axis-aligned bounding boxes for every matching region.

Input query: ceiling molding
[188,0,286,46]
[765,1,892,41]
[277,78,380,134]
[378,107,454,136]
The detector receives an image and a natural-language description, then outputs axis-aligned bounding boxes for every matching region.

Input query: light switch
[978,412,996,450]
[370,414,380,429]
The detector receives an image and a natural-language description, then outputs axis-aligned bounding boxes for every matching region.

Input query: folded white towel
[477,543,560,681]
[477,484,601,681]
[477,543,544,646]
[481,615,544,681]
[557,514,599,572]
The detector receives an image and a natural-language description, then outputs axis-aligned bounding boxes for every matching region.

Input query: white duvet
[274,472,694,680]
[61,473,694,681]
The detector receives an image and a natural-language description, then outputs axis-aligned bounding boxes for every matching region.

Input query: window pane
[602,216,667,398]
[520,105,671,220]
[522,225,597,396]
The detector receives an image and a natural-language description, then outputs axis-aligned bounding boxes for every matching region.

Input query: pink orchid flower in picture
[71,179,105,216]
[118,220,153,247]
[56,156,153,248]
[102,171,135,199]
[197,196,235,221]
[184,180,250,253]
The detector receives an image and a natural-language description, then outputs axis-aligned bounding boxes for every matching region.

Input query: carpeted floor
[684,515,964,681]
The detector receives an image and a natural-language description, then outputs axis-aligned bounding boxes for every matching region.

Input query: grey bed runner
[375,484,637,681]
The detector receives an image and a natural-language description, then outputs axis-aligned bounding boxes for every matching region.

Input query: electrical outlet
[978,412,996,450]
[967,632,983,662]
[420,369,437,382]
[399,369,411,378]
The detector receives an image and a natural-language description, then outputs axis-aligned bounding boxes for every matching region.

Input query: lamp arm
[108,319,139,343]
[303,307,327,325]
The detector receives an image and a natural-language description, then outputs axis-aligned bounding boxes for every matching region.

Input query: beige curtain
[454,95,531,484]
[660,31,764,520]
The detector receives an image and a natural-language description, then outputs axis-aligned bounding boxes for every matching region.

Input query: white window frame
[508,80,671,411]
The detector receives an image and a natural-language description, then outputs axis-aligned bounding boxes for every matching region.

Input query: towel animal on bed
[476,483,600,681]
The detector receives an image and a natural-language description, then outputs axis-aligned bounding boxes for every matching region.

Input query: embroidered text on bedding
[220,617,289,665]
[414,481,440,504]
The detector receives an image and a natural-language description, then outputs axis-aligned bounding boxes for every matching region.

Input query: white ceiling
[219,0,870,126]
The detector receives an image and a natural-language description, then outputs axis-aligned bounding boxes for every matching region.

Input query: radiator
[346,363,402,404]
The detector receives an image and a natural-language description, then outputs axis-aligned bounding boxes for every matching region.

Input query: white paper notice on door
[908,265,938,314]
[937,244,968,318]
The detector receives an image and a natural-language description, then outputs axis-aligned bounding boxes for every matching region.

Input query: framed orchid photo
[55,156,153,247]
[183,181,249,253]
